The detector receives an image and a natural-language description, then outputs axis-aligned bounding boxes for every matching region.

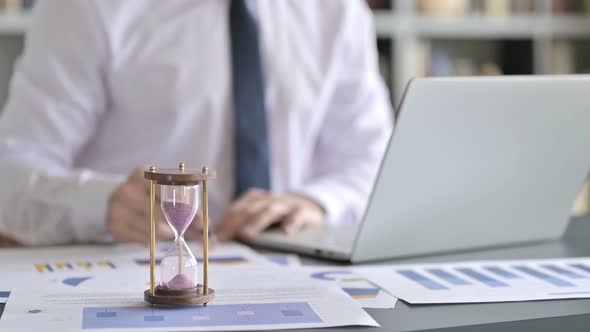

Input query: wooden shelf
[0,12,30,35]
[413,15,539,39]
[376,13,590,40]
[2,10,590,40]
[372,5,590,102]
[2,3,590,105]
[373,11,401,37]
[548,15,590,39]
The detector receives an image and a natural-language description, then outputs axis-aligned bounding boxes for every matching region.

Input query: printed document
[2,266,378,331]
[360,257,590,304]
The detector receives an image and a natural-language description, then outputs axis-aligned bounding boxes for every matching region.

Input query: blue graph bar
[427,268,471,285]
[195,256,247,264]
[144,316,164,322]
[541,265,586,279]
[310,270,352,281]
[513,266,574,287]
[282,310,303,317]
[265,255,290,266]
[456,268,508,287]
[549,291,590,296]
[484,266,521,279]
[342,288,380,297]
[96,312,116,318]
[397,270,448,290]
[570,264,590,275]
[82,302,322,329]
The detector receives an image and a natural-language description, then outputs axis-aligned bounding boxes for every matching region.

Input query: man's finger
[156,220,175,240]
[185,212,204,240]
[227,189,268,215]
[281,209,307,235]
[130,167,161,201]
[215,190,269,240]
[243,198,271,218]
[216,207,249,241]
[155,204,167,227]
[115,182,151,217]
[0,233,19,247]
[110,204,151,245]
[125,210,152,239]
[122,224,151,246]
[128,207,173,241]
[238,202,291,239]
[225,197,269,237]
[129,167,148,191]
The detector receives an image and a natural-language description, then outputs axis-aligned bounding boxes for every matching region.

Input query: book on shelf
[553,0,590,15]
[416,40,506,77]
[401,38,587,78]
[417,0,536,16]
[366,0,391,10]
[551,41,575,74]
[552,0,581,13]
[553,39,590,74]
[418,0,470,17]
[483,0,510,16]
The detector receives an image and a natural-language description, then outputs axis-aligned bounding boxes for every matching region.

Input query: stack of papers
[0,243,391,331]
[6,241,590,330]
[1,265,378,331]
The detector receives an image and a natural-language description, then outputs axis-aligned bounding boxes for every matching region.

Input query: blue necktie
[230,0,271,197]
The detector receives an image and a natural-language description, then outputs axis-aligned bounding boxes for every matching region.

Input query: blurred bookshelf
[370,0,590,105]
[2,1,590,105]
[371,0,590,215]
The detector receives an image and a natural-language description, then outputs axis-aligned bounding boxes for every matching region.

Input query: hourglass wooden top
[144,166,216,185]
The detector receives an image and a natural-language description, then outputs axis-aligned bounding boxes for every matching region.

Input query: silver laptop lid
[352,76,590,262]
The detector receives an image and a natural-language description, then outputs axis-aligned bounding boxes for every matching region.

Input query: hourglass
[143,164,216,306]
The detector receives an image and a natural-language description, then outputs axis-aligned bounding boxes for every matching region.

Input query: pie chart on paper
[62,276,92,287]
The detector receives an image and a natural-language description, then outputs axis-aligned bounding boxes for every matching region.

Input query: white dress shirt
[0,0,393,245]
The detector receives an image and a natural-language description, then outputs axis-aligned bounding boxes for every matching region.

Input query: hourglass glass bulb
[160,184,199,290]
[162,200,195,235]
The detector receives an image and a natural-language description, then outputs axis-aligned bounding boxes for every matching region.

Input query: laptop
[247,76,590,263]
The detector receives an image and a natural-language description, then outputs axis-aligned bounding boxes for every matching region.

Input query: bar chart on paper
[310,270,381,299]
[360,258,590,304]
[306,268,398,309]
[34,261,116,273]
[0,291,10,303]
[82,303,321,329]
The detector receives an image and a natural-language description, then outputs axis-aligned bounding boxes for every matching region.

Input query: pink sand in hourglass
[162,201,197,233]
[166,273,196,289]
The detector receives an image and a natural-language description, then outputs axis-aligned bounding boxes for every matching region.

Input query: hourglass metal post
[149,166,156,296]
[201,167,209,295]
[144,164,216,306]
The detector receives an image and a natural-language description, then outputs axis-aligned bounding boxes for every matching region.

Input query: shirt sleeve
[0,0,124,245]
[296,1,394,225]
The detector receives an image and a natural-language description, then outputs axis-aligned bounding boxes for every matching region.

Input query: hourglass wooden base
[144,285,215,306]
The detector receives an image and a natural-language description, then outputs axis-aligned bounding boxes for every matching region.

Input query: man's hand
[215,189,325,241]
[106,167,203,245]
[0,233,19,247]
